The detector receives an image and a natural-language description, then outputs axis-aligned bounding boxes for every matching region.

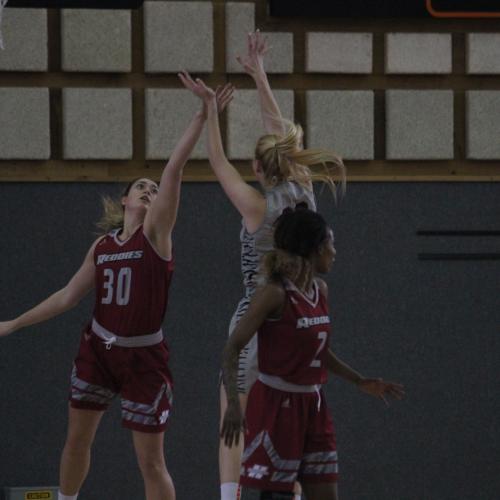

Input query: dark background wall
[0,182,499,500]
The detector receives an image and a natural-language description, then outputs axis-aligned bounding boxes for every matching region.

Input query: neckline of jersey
[112,224,142,247]
[284,278,319,308]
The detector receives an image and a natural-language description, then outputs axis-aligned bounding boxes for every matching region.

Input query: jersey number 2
[101,268,132,306]
[310,331,328,368]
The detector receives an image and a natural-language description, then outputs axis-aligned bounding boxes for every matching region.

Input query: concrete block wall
[62,88,133,159]
[307,91,374,160]
[61,9,132,73]
[0,1,499,179]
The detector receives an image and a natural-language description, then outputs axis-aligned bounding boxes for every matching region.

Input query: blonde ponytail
[255,120,346,200]
[95,196,125,235]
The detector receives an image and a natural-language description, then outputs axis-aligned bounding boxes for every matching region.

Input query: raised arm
[0,237,100,338]
[178,71,266,230]
[221,283,285,448]
[143,108,205,259]
[236,30,285,136]
[143,82,233,259]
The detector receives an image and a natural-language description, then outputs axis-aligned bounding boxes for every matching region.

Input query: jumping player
[221,207,405,500]
[179,30,346,500]
[0,82,233,500]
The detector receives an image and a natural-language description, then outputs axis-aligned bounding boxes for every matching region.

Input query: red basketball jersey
[258,280,331,385]
[93,225,174,337]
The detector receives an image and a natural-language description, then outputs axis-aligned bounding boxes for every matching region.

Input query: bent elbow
[59,287,81,312]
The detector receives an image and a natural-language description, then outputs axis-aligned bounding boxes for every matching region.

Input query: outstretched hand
[220,400,246,448]
[236,29,270,78]
[179,70,215,102]
[0,321,16,338]
[358,378,405,406]
[178,71,234,116]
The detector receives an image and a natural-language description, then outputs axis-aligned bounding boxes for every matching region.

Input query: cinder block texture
[63,88,132,159]
[386,90,454,160]
[144,1,213,73]
[227,90,294,159]
[61,9,131,72]
[386,33,452,74]
[306,91,374,160]
[146,89,207,160]
[467,34,500,74]
[0,88,50,159]
[466,91,500,159]
[306,33,372,73]
[0,8,47,71]
[225,3,293,74]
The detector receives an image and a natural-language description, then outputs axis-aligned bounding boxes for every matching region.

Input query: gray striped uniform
[230,181,316,393]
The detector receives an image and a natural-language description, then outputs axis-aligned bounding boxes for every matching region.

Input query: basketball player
[0,82,233,500]
[221,207,405,500]
[179,30,346,500]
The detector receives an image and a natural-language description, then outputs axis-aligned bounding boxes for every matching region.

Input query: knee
[63,436,93,456]
[136,453,167,478]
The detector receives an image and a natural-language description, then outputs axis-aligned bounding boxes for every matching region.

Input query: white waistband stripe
[91,318,163,348]
[259,373,320,393]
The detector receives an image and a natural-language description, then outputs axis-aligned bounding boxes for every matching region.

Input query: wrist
[253,68,268,83]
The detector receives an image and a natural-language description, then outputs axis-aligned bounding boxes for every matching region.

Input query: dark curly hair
[264,206,330,288]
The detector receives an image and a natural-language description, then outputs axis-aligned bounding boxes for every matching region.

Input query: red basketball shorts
[70,328,173,433]
[240,380,338,492]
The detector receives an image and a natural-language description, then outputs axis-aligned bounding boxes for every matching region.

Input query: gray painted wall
[0,183,499,500]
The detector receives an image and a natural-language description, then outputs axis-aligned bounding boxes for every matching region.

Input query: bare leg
[219,385,302,498]
[133,430,175,500]
[301,482,339,500]
[59,406,104,495]
[293,482,303,498]
[219,384,248,487]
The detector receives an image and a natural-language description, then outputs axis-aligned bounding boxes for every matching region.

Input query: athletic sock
[221,482,239,500]
[58,493,78,500]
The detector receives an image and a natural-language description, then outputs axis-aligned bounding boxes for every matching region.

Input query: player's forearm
[205,99,230,172]
[254,70,285,136]
[222,343,241,405]
[326,349,364,385]
[12,288,76,333]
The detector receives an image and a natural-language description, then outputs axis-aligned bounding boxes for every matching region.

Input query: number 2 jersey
[258,279,331,386]
[92,225,174,337]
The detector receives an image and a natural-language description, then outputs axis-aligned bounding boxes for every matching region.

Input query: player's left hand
[221,401,246,448]
[214,82,234,114]
[236,29,270,78]
[357,378,405,406]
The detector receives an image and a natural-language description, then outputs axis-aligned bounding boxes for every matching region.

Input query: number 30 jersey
[258,279,331,386]
[93,225,174,337]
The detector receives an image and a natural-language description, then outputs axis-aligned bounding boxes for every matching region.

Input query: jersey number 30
[101,268,132,306]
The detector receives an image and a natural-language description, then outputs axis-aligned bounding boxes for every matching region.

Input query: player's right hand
[220,401,246,448]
